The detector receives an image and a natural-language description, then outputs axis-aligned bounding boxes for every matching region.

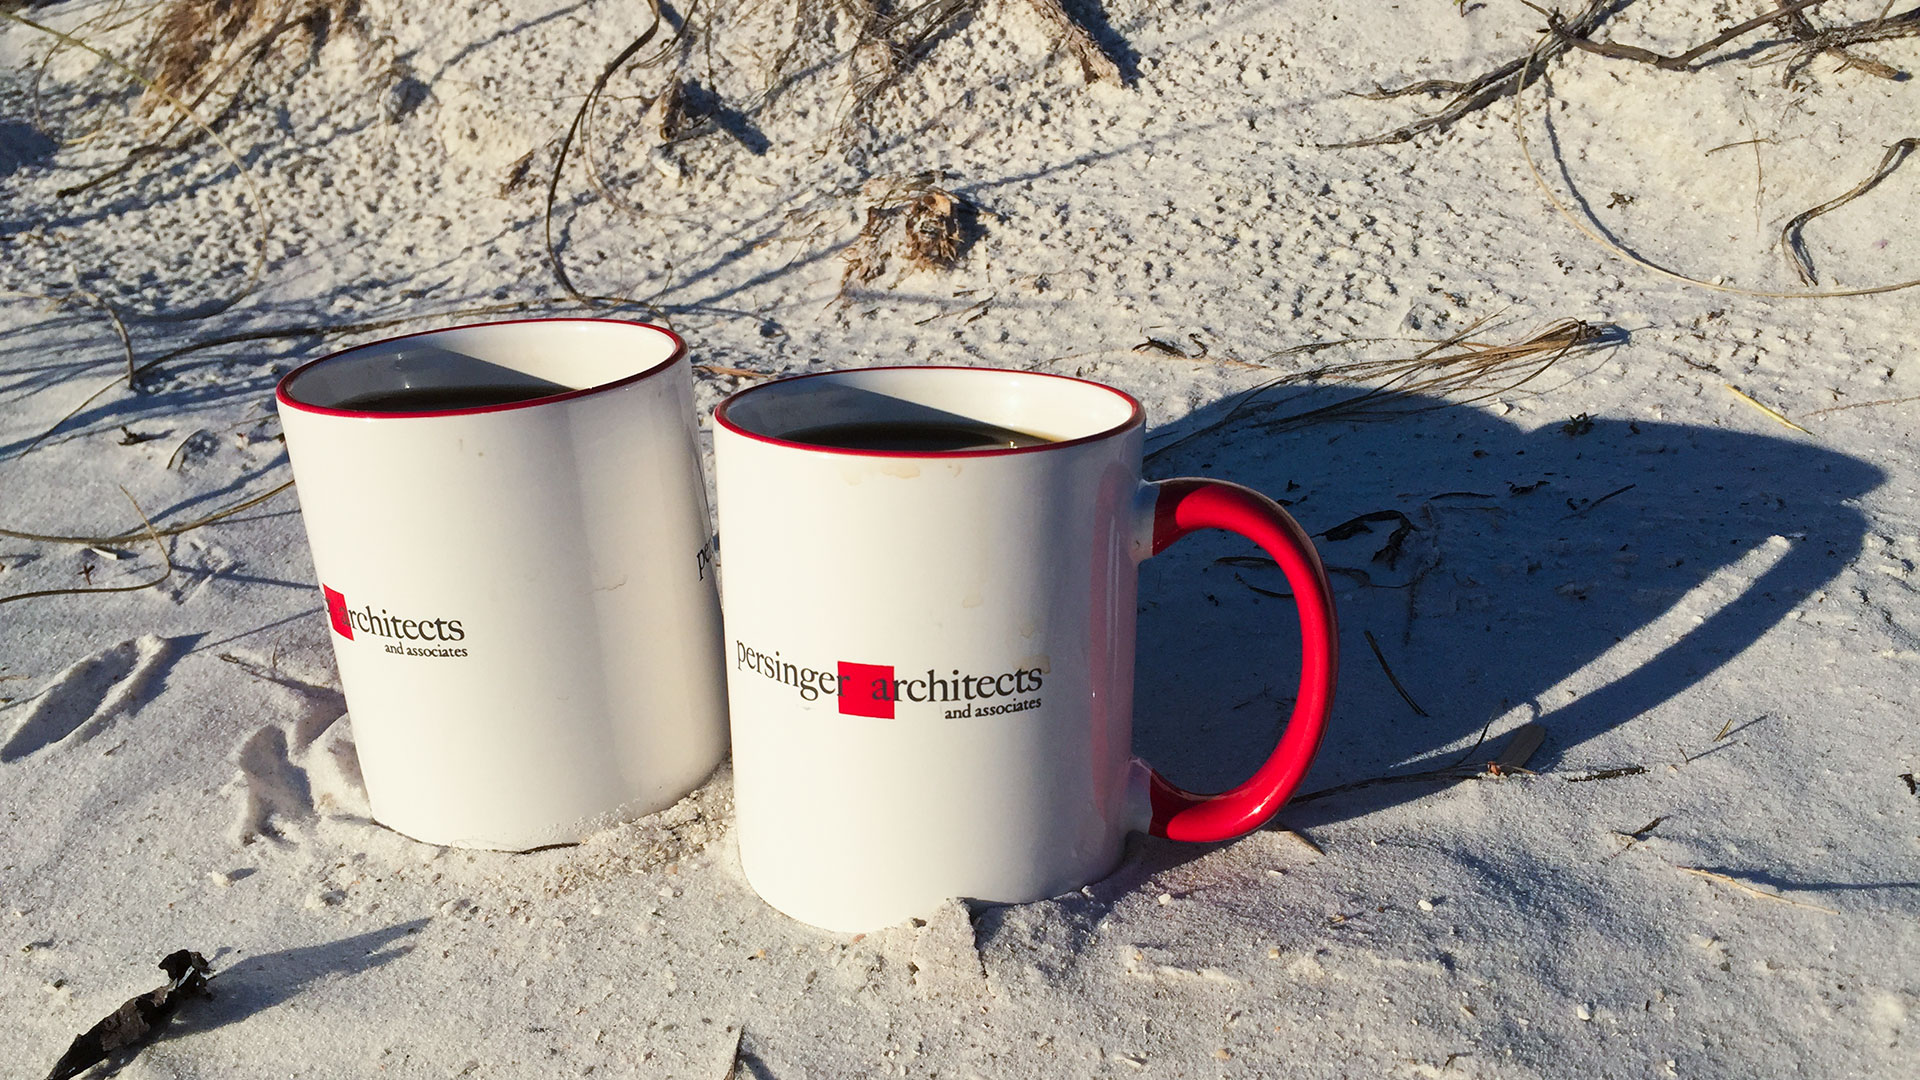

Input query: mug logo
[324,585,354,639]
[320,584,469,658]
[736,641,1043,720]
[836,662,895,719]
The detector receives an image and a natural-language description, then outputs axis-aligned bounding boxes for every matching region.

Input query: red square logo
[323,585,353,639]
[837,662,894,718]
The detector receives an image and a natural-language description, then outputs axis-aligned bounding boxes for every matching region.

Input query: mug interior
[716,367,1142,454]
[278,319,684,416]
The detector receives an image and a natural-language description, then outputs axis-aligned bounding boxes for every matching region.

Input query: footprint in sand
[163,537,242,605]
[223,652,367,846]
[233,725,315,845]
[0,636,181,763]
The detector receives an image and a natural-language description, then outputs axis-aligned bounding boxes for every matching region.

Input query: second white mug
[714,367,1338,931]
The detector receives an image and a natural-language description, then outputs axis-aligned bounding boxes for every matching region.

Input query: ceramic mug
[276,319,727,850]
[713,366,1338,931]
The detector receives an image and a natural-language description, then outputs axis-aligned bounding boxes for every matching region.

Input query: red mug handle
[1139,478,1339,841]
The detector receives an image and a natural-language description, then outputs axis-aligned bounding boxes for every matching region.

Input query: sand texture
[3,1,1918,1076]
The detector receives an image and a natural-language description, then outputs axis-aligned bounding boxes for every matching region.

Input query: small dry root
[643,78,694,144]
[901,190,963,269]
[840,175,979,292]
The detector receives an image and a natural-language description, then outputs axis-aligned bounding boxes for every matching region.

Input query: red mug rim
[274,318,688,420]
[713,365,1147,459]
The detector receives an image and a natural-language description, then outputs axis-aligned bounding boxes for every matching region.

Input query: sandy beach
[3,1,1917,1076]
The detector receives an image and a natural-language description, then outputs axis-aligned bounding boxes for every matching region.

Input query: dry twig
[1545,1,1920,81]
[1780,138,1918,285]
[1023,0,1121,84]
[1511,40,1920,297]
[42,288,136,386]
[1551,0,1832,70]
[1566,765,1646,782]
[1334,0,1629,147]
[1776,4,1920,81]
[0,480,293,549]
[1364,629,1429,717]
[0,487,173,607]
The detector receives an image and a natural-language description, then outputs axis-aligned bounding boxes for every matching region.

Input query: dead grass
[1780,137,1919,285]
[1146,318,1617,464]
[1509,39,1920,299]
[145,0,264,106]
[839,173,979,291]
[1345,2,1920,148]
[836,0,977,139]
[0,487,172,607]
[3,6,275,318]
[143,0,360,109]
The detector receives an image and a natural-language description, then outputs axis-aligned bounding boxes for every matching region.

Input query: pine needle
[1146,318,1613,464]
[0,480,294,548]
[1725,384,1812,434]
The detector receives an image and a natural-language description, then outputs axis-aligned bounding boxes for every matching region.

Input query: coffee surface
[782,420,1055,452]
[330,384,567,412]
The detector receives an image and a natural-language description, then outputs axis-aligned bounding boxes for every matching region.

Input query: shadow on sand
[1122,382,1880,821]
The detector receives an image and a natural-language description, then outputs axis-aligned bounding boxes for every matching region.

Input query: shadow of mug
[1129,385,1883,824]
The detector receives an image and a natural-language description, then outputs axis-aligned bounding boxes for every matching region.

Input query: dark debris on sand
[44,950,210,1080]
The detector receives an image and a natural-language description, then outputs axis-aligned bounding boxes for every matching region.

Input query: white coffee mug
[276,319,728,850]
[714,367,1338,931]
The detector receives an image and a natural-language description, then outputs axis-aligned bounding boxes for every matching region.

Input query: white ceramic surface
[277,319,727,850]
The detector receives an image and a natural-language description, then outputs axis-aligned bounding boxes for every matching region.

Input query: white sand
[3,1,1917,1075]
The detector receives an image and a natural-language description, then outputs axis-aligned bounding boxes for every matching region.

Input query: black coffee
[331,383,568,412]
[783,420,1055,452]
